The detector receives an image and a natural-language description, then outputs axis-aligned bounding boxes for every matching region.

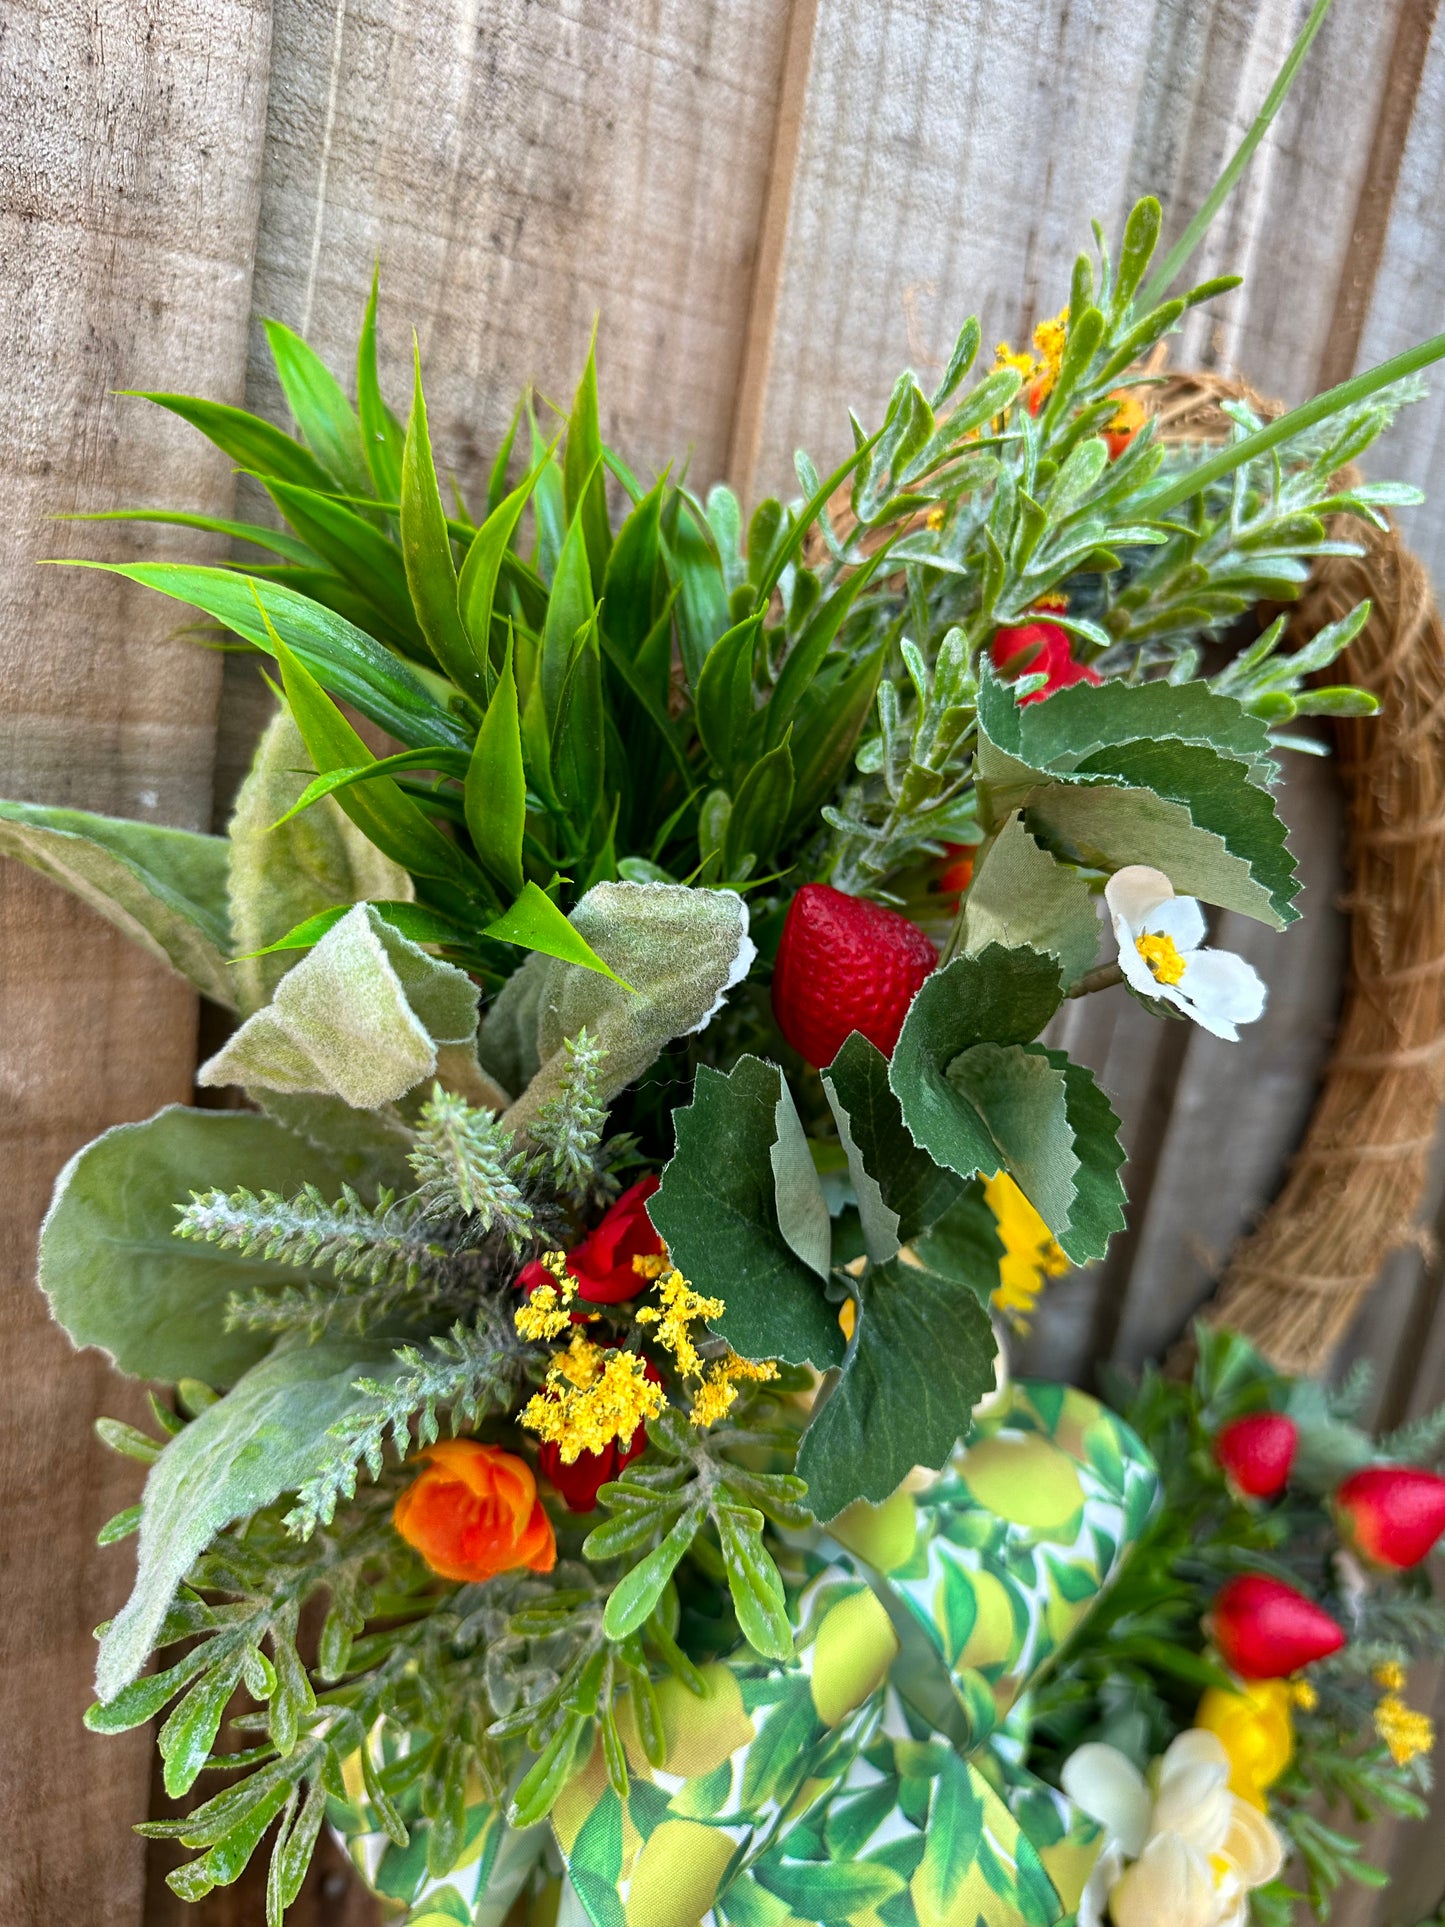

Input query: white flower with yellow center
[1062,1730,1284,1927]
[1104,866,1267,1042]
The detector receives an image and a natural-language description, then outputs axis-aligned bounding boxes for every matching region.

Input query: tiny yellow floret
[1375,1692,1434,1766]
[514,1252,578,1341]
[690,1353,780,1429]
[1373,1660,1407,1692]
[631,1250,671,1281]
[521,1339,665,1463]
[925,504,947,532]
[635,1268,725,1380]
[1136,930,1187,986]
[1288,1678,1319,1712]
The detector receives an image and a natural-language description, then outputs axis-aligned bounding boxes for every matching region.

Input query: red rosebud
[517,1178,665,1309]
[771,882,938,1069]
[990,620,1102,704]
[537,1353,661,1512]
[1334,1465,1445,1571]
[1215,1413,1298,1499]
[1209,1574,1346,1680]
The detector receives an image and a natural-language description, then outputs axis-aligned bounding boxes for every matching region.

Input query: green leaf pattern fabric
[331,1382,1157,1926]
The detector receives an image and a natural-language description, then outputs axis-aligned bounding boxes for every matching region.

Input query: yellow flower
[1288,1678,1318,1712]
[993,341,1037,382]
[520,1338,666,1464]
[690,1353,779,1429]
[984,1172,1070,1330]
[925,504,947,532]
[1195,1681,1295,1810]
[1372,1660,1406,1693]
[1375,1693,1434,1766]
[514,1251,577,1342]
[635,1268,724,1379]
[1028,307,1070,405]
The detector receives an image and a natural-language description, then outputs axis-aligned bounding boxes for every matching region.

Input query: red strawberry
[1334,1465,1445,1571]
[1215,1413,1297,1499]
[772,883,938,1068]
[1209,1574,1346,1680]
[991,620,1102,704]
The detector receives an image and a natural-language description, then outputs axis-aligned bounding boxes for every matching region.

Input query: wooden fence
[3,1,1444,1921]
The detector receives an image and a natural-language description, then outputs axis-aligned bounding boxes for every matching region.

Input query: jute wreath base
[1157,373,1445,1373]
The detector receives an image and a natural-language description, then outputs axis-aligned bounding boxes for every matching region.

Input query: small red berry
[1215,1413,1298,1499]
[1209,1574,1345,1680]
[1334,1465,1445,1571]
[772,883,938,1068]
[990,620,1102,704]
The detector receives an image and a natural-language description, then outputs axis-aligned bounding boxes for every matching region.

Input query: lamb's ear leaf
[227,706,412,1013]
[39,1106,351,1387]
[822,1033,963,1263]
[650,1056,845,1371]
[199,903,478,1109]
[0,798,234,1006]
[500,882,755,1142]
[95,1337,405,1702]
[796,1254,996,1519]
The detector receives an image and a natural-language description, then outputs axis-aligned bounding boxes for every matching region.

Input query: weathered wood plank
[247,0,796,503]
[0,2,273,1922]
[731,0,1423,502]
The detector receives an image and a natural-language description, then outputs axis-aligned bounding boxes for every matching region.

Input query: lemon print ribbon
[335,1383,1159,1927]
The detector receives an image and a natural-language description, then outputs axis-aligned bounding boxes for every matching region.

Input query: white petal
[1223,1800,1285,1888]
[1152,1778,1235,1856]
[1077,1846,1124,1927]
[1061,1743,1152,1858]
[1177,947,1268,1040]
[1160,1730,1232,1778]
[1110,1833,1219,1927]
[1145,894,1207,952]
[1105,865,1174,936]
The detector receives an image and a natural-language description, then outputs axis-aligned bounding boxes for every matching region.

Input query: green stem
[1066,961,1124,999]
[1142,331,1445,517]
[1136,0,1335,312]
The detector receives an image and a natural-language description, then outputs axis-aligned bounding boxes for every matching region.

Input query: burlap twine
[1155,373,1445,1371]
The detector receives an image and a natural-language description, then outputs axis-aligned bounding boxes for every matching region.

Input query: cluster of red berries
[1205,1412,1445,1678]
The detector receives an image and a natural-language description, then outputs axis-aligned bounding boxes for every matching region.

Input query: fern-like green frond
[177,1183,447,1291]
[284,1305,528,1538]
[528,1028,607,1202]
[408,1083,534,1248]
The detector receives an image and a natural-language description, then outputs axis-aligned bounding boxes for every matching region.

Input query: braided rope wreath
[1153,374,1445,1373]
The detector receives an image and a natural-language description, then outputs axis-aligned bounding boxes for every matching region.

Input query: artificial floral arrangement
[8,11,1445,1922]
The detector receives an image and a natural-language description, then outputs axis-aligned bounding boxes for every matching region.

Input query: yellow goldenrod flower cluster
[985,1172,1070,1330]
[1375,1691,1434,1766]
[636,1267,778,1425]
[1288,1678,1319,1712]
[513,1249,578,1341]
[993,306,1070,408]
[520,1334,666,1464]
[1372,1660,1407,1693]
[516,1252,779,1461]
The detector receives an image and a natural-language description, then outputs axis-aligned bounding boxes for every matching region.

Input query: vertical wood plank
[0,2,272,1922]
[247,0,796,504]
[730,0,1419,503]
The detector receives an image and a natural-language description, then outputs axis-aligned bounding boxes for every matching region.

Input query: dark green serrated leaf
[651,1057,845,1371]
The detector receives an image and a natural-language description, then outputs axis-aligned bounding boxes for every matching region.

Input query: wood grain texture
[731,0,1423,502]
[247,0,795,504]
[0,0,272,1921]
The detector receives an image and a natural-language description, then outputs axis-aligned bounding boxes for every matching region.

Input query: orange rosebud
[393,1439,556,1583]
